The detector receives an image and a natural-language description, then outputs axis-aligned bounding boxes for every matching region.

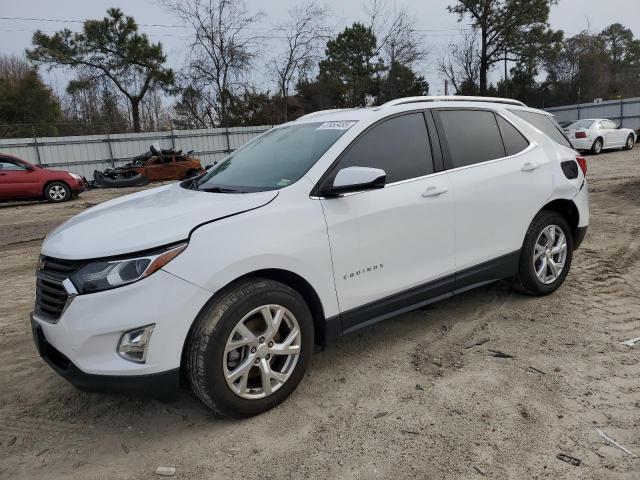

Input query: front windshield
[193,121,356,192]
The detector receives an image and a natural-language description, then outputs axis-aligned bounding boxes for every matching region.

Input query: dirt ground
[1,149,639,479]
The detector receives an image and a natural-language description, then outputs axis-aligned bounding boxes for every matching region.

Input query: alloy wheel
[49,185,67,201]
[223,304,301,399]
[594,140,602,153]
[533,225,568,284]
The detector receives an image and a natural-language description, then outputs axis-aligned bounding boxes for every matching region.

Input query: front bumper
[32,320,180,399]
[30,269,212,396]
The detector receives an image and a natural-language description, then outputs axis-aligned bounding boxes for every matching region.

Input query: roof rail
[381,96,526,108]
[297,108,353,120]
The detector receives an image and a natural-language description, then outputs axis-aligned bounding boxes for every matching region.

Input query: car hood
[42,183,278,260]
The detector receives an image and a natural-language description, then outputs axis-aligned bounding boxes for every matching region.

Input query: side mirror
[617,124,622,129]
[321,166,386,197]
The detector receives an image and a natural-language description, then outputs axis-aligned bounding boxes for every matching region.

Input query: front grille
[35,256,83,322]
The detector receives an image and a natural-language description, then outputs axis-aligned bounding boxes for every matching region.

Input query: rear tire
[185,279,314,418]
[513,211,574,296]
[45,182,71,202]
[624,135,634,150]
[590,138,603,155]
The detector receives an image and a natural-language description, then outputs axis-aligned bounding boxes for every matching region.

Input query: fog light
[117,324,155,363]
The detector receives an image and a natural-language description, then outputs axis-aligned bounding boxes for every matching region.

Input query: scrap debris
[556,453,581,466]
[594,428,638,458]
[621,336,640,347]
[488,349,514,358]
[473,465,488,475]
[464,337,490,349]
[527,366,547,375]
[155,466,176,476]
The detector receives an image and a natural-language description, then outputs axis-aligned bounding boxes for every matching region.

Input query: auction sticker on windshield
[317,121,357,130]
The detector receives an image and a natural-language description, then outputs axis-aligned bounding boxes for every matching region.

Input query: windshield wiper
[200,186,245,193]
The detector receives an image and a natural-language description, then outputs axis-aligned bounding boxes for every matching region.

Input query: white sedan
[564,118,636,154]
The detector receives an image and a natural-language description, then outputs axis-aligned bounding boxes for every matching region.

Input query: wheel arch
[236,268,328,346]
[537,198,579,244]
[592,136,604,150]
[179,267,330,382]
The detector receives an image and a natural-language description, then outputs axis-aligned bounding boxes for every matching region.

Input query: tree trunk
[281,82,288,122]
[480,28,488,95]
[131,99,141,133]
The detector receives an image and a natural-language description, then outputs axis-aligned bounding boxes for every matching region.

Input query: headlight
[68,172,83,181]
[70,243,187,294]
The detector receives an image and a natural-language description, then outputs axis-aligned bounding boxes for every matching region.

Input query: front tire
[624,135,634,150]
[45,182,71,202]
[514,211,573,296]
[185,279,314,418]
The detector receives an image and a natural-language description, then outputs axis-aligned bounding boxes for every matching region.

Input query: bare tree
[270,1,330,121]
[0,54,33,83]
[365,0,427,67]
[438,30,481,94]
[161,0,262,128]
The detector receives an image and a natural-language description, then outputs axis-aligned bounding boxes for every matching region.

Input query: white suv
[31,96,589,417]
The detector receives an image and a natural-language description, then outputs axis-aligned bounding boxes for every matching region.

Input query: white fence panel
[0,125,271,178]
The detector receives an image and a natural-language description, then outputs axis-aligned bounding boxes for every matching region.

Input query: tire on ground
[590,138,603,155]
[624,135,634,150]
[44,182,71,202]
[184,278,314,418]
[513,210,574,296]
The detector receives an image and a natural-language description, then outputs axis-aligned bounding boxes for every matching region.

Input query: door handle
[422,186,448,197]
[521,162,539,172]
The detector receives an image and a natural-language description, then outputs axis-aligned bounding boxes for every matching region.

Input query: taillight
[576,156,587,176]
[575,131,587,139]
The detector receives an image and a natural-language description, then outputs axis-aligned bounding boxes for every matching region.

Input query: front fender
[164,186,339,319]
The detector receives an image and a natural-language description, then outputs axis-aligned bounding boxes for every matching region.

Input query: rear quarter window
[509,109,572,148]
[496,115,529,156]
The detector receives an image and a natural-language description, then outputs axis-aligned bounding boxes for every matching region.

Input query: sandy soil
[1,150,639,479]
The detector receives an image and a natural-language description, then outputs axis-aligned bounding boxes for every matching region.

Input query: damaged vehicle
[93,146,204,187]
[31,96,589,418]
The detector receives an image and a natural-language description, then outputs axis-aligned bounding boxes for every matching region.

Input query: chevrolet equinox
[31,96,589,417]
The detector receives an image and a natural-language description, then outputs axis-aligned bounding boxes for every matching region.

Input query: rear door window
[438,110,504,168]
[336,112,434,183]
[509,109,572,148]
[496,115,529,156]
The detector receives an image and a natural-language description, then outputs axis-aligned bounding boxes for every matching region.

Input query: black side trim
[341,275,454,333]
[32,320,180,400]
[454,250,520,292]
[574,226,588,249]
[334,250,521,338]
[424,110,445,172]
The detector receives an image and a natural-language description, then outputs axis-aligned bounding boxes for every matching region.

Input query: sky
[1,0,639,98]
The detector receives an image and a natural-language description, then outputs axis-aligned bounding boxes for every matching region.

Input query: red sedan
[0,154,85,202]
